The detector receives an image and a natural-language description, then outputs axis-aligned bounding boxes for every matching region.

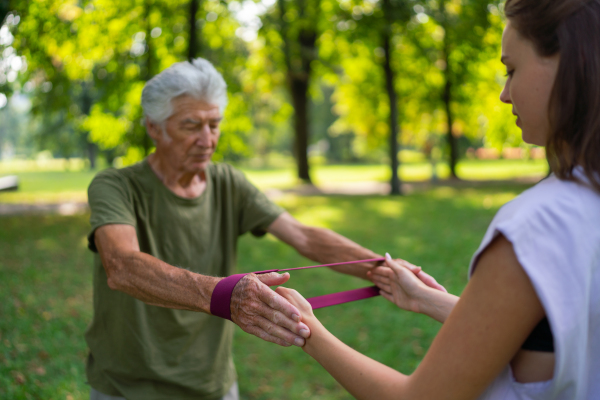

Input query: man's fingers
[256,289,310,337]
[253,315,306,347]
[380,290,394,303]
[242,323,294,347]
[257,272,291,287]
[374,282,392,293]
[258,284,301,319]
[370,266,395,278]
[371,275,392,293]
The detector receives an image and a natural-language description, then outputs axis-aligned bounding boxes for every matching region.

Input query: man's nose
[194,125,212,147]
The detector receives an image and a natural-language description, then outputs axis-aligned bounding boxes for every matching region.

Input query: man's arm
[267,212,381,280]
[95,224,310,347]
[267,213,447,290]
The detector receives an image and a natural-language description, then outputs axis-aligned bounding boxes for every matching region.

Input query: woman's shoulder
[470,172,600,276]
[498,172,600,228]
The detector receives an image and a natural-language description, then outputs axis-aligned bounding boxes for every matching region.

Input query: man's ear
[146,117,162,142]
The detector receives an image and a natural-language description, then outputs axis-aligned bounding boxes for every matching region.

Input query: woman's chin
[521,129,547,147]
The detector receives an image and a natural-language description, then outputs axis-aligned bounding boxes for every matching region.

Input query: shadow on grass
[0,181,533,400]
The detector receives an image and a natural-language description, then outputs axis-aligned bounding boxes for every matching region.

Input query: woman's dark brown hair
[505,0,600,192]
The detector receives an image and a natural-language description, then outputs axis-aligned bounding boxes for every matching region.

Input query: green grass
[0,159,548,204]
[0,182,532,399]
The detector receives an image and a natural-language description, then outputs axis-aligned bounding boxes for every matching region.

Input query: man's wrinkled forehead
[179,116,223,126]
[170,95,222,120]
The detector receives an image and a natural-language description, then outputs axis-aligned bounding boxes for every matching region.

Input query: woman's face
[500,22,560,146]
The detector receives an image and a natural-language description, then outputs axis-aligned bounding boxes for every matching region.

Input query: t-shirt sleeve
[494,198,590,335]
[470,192,594,369]
[87,169,137,252]
[228,166,284,237]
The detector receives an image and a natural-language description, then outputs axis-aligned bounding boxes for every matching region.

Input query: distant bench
[0,175,19,192]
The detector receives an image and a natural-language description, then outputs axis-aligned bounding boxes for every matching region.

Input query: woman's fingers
[416,270,448,293]
[275,287,314,316]
[396,259,422,274]
[385,253,448,293]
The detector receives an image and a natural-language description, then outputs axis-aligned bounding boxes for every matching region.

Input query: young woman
[276,0,600,399]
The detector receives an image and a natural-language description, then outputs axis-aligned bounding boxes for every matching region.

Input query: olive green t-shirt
[85,160,284,400]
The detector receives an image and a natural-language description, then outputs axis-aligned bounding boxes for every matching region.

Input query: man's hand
[230,272,310,347]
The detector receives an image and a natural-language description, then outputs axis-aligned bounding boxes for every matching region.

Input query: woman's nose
[499,80,512,104]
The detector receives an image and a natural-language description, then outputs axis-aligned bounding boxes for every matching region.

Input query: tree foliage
[1,0,523,180]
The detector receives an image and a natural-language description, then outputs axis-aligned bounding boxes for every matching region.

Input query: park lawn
[0,181,531,399]
[0,159,548,204]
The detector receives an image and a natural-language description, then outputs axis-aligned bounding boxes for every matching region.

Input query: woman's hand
[369,253,445,314]
[275,287,320,336]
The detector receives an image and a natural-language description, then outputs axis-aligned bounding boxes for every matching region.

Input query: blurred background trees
[1,0,528,191]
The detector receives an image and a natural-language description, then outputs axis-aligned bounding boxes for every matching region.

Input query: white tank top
[468,168,600,400]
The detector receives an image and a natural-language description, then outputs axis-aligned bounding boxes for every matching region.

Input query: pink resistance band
[210,258,385,320]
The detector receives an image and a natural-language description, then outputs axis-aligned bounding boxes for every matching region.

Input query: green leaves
[3,0,522,171]
[82,105,132,150]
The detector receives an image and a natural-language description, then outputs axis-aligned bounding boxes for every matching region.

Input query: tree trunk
[0,5,9,27]
[188,0,200,61]
[80,83,97,170]
[441,0,458,179]
[88,142,97,169]
[278,0,315,183]
[442,76,458,178]
[290,75,311,182]
[382,4,401,195]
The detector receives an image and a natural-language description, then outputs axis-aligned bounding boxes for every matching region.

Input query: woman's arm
[277,235,546,400]
[369,254,458,323]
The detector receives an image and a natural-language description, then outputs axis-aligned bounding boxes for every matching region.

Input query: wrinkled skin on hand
[230,272,310,347]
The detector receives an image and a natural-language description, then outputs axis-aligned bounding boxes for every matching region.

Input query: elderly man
[85,58,437,400]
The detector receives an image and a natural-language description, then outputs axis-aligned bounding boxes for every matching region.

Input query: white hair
[141,58,228,125]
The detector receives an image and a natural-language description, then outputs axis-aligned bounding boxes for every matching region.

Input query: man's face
[152,95,222,173]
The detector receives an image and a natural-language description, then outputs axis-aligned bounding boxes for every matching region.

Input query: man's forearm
[297,226,380,280]
[105,251,220,313]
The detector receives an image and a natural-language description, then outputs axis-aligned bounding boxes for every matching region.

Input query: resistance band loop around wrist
[210,258,385,320]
